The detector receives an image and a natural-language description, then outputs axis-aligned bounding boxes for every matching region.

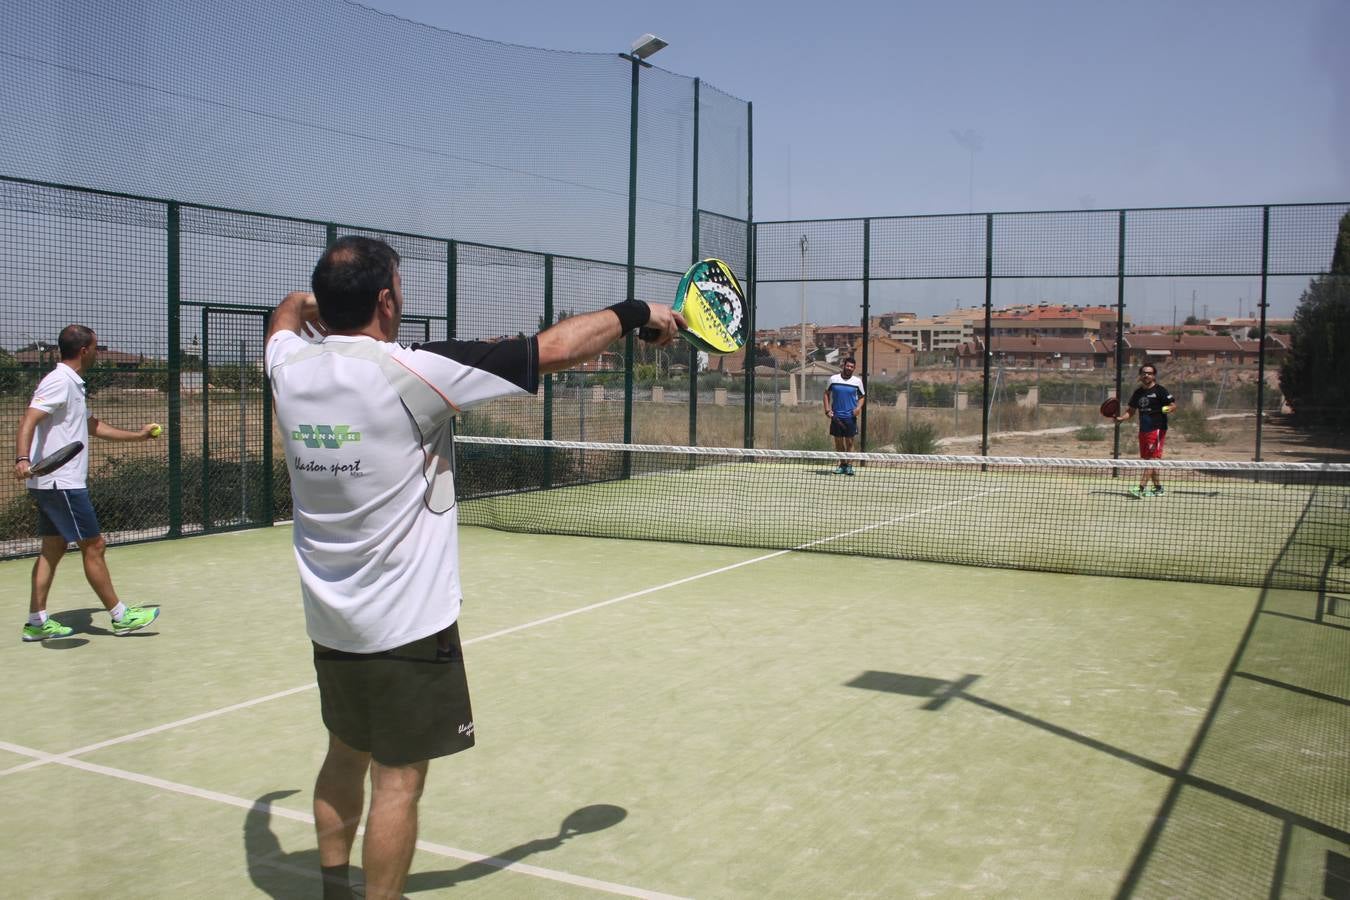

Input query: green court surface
[1,524,1346,898]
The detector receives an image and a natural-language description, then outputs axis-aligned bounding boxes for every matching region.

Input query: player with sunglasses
[1115,364,1176,498]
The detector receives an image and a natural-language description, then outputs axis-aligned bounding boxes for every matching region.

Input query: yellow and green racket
[642,258,747,355]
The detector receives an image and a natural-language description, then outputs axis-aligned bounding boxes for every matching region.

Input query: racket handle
[636,326,660,343]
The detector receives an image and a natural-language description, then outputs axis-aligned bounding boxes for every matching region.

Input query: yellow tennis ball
[149,423,163,438]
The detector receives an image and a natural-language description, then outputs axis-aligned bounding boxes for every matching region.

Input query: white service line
[0,739,687,900]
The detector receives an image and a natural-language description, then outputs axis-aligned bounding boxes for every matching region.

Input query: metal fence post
[166,201,182,537]
[690,78,701,446]
[1256,205,1270,461]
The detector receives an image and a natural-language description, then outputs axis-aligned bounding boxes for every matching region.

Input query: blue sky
[358,0,1349,221]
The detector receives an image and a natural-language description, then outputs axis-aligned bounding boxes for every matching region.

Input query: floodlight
[630,33,668,60]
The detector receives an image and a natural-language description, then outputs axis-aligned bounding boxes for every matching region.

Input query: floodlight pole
[620,35,664,453]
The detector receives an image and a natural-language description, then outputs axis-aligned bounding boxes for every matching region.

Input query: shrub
[895,422,939,454]
[1174,408,1220,445]
[1075,424,1106,442]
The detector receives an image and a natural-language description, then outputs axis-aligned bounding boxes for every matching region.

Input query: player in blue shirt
[823,357,866,475]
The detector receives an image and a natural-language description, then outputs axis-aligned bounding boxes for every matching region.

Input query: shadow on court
[244,790,628,896]
[846,469,1350,896]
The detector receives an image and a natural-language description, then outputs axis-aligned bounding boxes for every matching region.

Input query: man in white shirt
[12,325,162,641]
[266,236,682,900]
[823,356,866,475]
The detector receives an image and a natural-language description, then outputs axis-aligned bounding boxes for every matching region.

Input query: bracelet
[606,299,650,333]
[15,456,29,463]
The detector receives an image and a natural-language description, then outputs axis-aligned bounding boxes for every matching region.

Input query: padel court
[1,515,1346,898]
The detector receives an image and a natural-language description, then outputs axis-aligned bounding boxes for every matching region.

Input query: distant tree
[1279,211,1350,423]
[1183,315,1201,326]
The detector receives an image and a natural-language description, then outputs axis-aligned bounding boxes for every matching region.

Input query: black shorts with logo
[313,622,475,766]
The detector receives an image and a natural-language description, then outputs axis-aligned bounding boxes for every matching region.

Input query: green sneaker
[1148,486,1165,497]
[112,606,160,636]
[22,618,74,642]
[1128,486,1145,499]
[834,465,846,475]
[844,464,856,476]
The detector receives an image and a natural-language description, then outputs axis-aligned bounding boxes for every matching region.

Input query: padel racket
[29,440,84,476]
[1099,397,1120,418]
[639,258,747,355]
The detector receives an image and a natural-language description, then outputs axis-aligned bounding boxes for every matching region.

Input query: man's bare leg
[314,733,370,898]
[29,536,66,615]
[76,535,121,611]
[361,756,429,900]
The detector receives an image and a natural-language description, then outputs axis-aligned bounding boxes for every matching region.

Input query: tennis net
[453,437,1350,591]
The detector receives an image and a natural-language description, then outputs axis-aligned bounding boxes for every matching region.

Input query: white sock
[29,611,47,627]
[109,602,127,622]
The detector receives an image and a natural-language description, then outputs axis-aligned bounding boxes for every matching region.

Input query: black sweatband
[607,299,650,333]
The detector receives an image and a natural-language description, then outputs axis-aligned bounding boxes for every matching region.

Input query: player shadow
[42,606,161,639]
[244,789,628,897]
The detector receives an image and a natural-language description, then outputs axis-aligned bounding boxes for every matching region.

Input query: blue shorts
[829,415,858,438]
[30,488,101,543]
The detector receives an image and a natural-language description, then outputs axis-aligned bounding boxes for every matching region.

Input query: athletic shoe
[112,606,160,636]
[21,618,74,642]
[1128,486,1145,499]
[844,464,856,476]
[834,465,846,475]
[1148,486,1166,497]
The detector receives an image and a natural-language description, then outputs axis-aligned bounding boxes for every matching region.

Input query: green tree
[1279,211,1350,423]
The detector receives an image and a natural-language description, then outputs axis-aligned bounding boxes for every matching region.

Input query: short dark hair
[1139,364,1157,375]
[843,356,856,365]
[311,236,401,331]
[58,324,96,360]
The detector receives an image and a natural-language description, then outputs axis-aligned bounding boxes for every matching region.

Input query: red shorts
[1139,429,1166,460]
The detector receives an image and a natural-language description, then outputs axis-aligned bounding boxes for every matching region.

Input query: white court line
[0,488,998,890]
[0,683,317,777]
[467,485,1004,645]
[0,739,687,900]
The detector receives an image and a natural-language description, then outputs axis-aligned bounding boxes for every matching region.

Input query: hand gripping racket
[639,258,747,355]
[29,440,84,476]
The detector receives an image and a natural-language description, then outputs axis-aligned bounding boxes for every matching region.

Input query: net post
[1112,208,1127,475]
[981,213,993,460]
[861,217,871,453]
[743,100,755,449]
[543,254,554,488]
[543,256,554,436]
[166,201,183,537]
[1255,205,1270,461]
[690,78,700,449]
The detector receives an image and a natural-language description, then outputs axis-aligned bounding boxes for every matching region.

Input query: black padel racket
[29,440,84,476]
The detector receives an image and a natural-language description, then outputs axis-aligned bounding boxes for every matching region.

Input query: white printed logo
[458,721,475,737]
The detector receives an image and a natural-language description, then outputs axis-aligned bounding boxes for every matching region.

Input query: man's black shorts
[313,622,475,766]
[829,415,858,438]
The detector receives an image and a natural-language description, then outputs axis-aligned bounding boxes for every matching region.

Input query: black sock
[320,863,353,900]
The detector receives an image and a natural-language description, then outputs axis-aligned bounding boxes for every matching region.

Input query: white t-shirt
[266,331,538,653]
[27,363,91,490]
